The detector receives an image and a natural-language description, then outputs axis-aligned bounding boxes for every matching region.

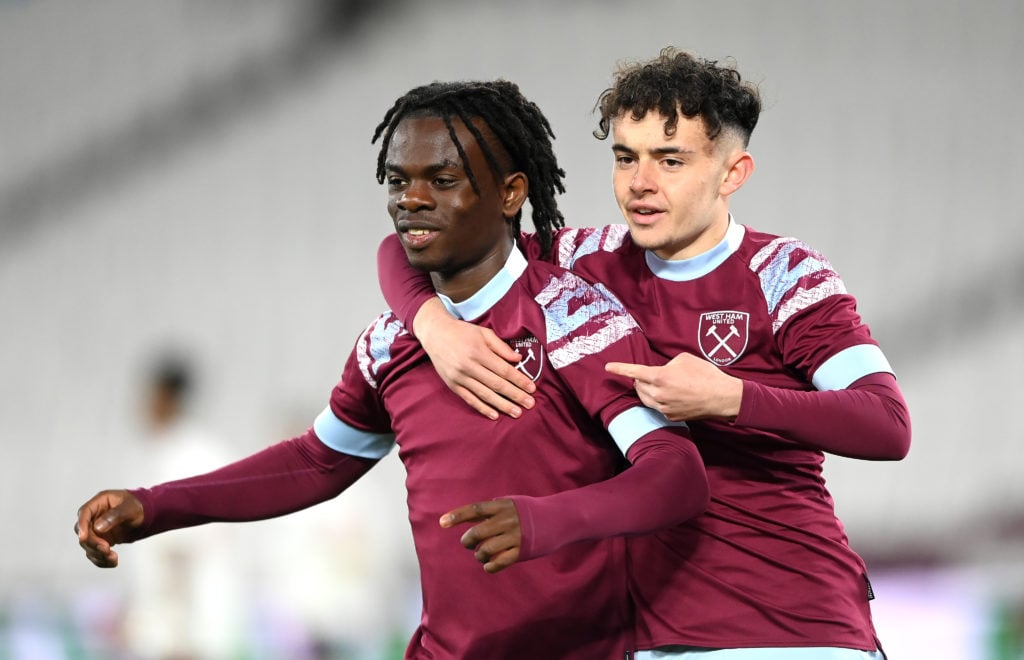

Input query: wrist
[411,297,450,341]
[719,375,744,421]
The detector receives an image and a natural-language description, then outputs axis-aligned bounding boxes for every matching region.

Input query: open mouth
[630,207,663,224]
[401,227,437,248]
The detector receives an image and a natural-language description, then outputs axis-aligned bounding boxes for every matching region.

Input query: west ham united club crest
[508,336,545,382]
[697,311,749,366]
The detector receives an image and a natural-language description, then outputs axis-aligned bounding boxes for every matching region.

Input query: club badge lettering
[697,311,749,366]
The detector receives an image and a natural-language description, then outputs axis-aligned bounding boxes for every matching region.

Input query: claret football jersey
[522,217,893,651]
[314,249,680,659]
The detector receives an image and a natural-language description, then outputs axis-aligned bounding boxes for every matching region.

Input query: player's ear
[720,150,754,197]
[502,172,528,219]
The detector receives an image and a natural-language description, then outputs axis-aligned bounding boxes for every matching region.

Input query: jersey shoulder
[519,225,635,269]
[738,227,848,333]
[351,310,415,389]
[553,224,636,271]
[523,261,640,369]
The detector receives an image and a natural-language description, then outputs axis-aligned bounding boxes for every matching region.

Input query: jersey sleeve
[521,226,631,272]
[506,268,708,561]
[131,428,378,540]
[511,425,708,561]
[736,371,911,460]
[744,237,910,459]
[533,267,686,455]
[377,233,438,330]
[377,228,624,330]
[317,313,401,459]
[751,236,893,386]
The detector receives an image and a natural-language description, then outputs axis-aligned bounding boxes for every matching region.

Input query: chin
[402,252,438,273]
[625,224,664,250]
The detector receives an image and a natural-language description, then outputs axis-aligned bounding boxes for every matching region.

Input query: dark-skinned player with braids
[75,80,709,659]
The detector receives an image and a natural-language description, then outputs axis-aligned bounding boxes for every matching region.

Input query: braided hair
[372,80,566,257]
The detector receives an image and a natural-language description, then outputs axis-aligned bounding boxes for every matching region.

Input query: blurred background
[1,0,1021,658]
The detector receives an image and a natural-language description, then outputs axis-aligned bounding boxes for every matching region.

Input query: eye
[614,154,636,167]
[386,175,407,189]
[661,157,684,168]
[432,176,458,187]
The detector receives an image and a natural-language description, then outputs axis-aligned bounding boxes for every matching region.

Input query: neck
[430,238,514,303]
[645,214,743,282]
[436,246,528,321]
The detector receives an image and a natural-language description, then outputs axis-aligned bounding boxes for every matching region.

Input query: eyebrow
[611,143,697,157]
[384,158,463,174]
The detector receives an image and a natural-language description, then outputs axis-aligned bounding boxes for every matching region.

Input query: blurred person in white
[122,352,246,660]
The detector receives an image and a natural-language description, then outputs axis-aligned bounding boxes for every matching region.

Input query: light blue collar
[644,216,745,282]
[438,248,528,321]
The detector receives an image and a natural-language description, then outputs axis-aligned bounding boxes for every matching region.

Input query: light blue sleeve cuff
[812,344,894,391]
[607,406,688,458]
[313,407,396,459]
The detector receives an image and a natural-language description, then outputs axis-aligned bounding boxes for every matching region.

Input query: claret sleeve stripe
[812,344,895,391]
[607,406,688,456]
[313,407,395,459]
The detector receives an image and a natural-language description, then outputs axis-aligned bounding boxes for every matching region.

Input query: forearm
[511,429,708,561]
[131,429,377,540]
[377,233,436,330]
[736,372,911,460]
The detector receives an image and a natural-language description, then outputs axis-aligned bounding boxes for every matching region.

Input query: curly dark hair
[372,80,566,257]
[594,46,761,147]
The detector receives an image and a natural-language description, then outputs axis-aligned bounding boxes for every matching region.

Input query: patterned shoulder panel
[354,311,408,389]
[552,225,631,271]
[748,237,848,333]
[534,269,639,369]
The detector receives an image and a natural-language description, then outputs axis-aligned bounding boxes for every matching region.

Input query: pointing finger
[439,501,491,528]
[605,362,656,382]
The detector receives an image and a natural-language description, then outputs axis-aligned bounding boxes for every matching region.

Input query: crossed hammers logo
[698,312,748,366]
[705,324,739,359]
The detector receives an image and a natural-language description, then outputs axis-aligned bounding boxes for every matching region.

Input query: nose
[629,160,656,194]
[397,181,433,212]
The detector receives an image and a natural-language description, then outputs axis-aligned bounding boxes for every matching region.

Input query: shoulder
[352,310,413,388]
[525,261,629,312]
[355,310,408,350]
[524,263,640,369]
[744,229,835,276]
[554,224,634,270]
[520,225,633,269]
[740,228,848,331]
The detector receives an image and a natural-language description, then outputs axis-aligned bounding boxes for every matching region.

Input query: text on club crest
[697,311,749,366]
[508,336,545,382]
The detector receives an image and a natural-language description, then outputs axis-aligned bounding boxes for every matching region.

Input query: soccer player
[376,50,911,659]
[75,80,710,660]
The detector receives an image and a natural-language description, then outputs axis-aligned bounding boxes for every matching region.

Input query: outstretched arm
[378,234,536,419]
[75,429,377,568]
[606,353,910,460]
[439,426,708,573]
